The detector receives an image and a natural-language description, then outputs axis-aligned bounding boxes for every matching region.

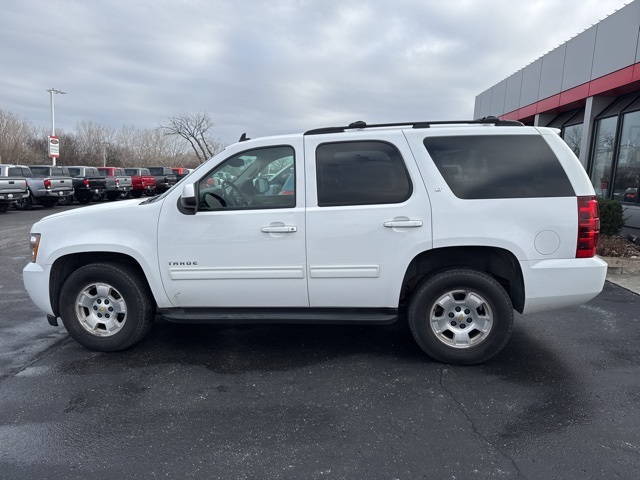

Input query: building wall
[475,1,640,120]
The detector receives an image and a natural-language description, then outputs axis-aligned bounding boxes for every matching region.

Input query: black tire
[59,195,74,206]
[0,203,9,213]
[105,192,119,201]
[14,194,33,210]
[408,268,513,365]
[76,194,92,204]
[119,191,131,199]
[40,198,59,208]
[59,262,155,352]
[131,191,143,198]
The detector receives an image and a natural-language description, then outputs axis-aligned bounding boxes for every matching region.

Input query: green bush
[597,197,625,236]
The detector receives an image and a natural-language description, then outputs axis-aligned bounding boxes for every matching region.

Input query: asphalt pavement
[1,204,640,479]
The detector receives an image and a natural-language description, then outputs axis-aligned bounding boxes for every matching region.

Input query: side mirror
[180,183,197,209]
[254,177,269,194]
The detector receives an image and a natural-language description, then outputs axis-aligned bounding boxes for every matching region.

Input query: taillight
[115,177,120,186]
[83,178,90,187]
[576,196,600,258]
[43,179,51,189]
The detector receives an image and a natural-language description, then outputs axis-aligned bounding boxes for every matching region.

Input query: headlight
[29,233,41,263]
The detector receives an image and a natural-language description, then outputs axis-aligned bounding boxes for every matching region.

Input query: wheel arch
[401,246,525,313]
[50,252,154,317]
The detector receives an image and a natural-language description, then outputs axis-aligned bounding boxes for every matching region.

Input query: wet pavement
[1,206,640,479]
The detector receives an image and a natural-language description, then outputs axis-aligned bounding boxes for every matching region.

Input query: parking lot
[1,205,640,479]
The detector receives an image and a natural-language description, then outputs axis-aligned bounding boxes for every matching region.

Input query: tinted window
[86,168,100,176]
[423,135,574,199]
[148,168,163,175]
[30,167,48,176]
[124,169,136,175]
[316,141,412,207]
[8,167,22,176]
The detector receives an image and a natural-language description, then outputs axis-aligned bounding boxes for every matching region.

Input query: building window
[612,110,640,205]
[590,116,617,198]
[562,123,583,158]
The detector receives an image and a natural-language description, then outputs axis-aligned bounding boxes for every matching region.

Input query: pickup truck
[23,118,607,364]
[97,167,133,200]
[14,164,74,209]
[147,166,178,194]
[66,166,108,204]
[0,164,29,213]
[171,167,191,182]
[123,168,156,197]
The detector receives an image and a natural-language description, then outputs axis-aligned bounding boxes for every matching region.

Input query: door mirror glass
[254,177,270,193]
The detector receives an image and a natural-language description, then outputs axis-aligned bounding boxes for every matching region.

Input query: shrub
[597,197,625,236]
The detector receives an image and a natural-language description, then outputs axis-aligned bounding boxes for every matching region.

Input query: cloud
[0,0,630,145]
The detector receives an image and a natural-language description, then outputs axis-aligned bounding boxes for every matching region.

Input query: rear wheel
[14,194,33,210]
[0,203,9,213]
[75,194,92,204]
[59,262,155,351]
[39,198,59,208]
[408,269,513,365]
[131,191,142,198]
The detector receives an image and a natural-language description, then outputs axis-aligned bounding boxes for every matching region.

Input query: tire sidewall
[60,263,152,351]
[408,269,513,365]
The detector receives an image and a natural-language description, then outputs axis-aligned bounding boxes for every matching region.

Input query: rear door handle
[261,226,297,233]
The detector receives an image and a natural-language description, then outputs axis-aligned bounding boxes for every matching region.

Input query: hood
[36,198,153,224]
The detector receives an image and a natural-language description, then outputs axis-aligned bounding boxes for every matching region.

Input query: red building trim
[501,62,640,121]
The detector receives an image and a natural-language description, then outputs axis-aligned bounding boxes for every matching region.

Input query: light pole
[102,142,107,167]
[46,88,66,165]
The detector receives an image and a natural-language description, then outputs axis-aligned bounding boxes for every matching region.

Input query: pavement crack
[438,367,529,480]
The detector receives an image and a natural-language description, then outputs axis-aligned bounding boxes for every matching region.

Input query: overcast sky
[1,0,631,146]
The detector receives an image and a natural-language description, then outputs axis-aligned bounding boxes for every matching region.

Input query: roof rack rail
[304,116,524,135]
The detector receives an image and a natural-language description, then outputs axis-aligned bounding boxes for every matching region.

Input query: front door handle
[383,220,423,228]
[261,225,297,233]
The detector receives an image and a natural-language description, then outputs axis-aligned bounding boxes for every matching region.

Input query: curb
[601,256,640,275]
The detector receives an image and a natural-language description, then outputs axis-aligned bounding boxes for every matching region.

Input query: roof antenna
[239,133,250,142]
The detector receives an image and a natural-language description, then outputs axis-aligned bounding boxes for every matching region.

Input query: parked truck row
[0,164,188,212]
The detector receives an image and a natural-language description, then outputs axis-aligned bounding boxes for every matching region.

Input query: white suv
[23,118,607,364]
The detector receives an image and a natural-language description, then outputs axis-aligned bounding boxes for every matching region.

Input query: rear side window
[316,141,412,207]
[423,135,574,199]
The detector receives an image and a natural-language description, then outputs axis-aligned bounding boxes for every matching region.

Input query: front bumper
[23,262,54,316]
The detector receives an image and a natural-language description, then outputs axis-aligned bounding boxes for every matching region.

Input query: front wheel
[408,269,513,365]
[59,262,155,351]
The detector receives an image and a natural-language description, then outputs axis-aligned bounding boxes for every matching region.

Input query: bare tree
[159,112,224,164]
[0,110,39,164]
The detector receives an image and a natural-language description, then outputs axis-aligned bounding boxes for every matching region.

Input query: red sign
[48,136,59,158]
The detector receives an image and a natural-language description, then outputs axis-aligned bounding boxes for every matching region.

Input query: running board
[159,307,398,325]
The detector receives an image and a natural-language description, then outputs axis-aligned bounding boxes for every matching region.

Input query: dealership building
[475,0,640,233]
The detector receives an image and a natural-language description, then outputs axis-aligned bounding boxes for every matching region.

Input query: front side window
[316,141,412,207]
[590,117,618,198]
[424,135,574,199]
[198,145,295,211]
